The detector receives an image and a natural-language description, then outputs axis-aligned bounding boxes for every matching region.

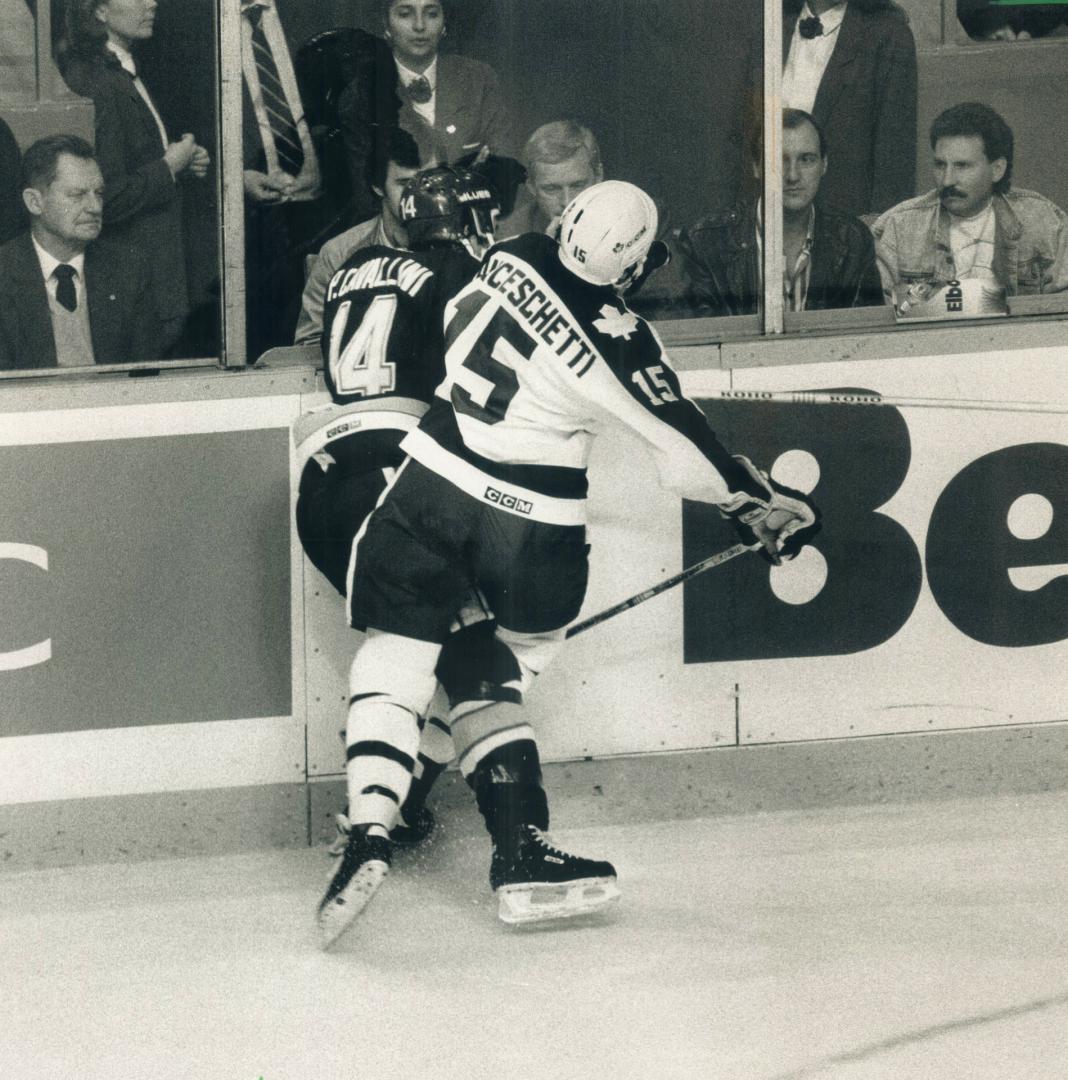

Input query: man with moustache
[634,109,882,318]
[0,135,160,371]
[873,102,1068,304]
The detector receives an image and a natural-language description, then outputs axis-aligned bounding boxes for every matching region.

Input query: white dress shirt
[396,56,439,128]
[782,2,849,114]
[106,39,168,150]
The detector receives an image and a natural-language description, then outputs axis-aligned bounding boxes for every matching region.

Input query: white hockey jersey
[401,233,763,525]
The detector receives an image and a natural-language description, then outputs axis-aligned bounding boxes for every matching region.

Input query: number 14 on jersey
[327,296,399,397]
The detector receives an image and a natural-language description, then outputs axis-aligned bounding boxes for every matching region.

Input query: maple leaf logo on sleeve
[592,304,640,340]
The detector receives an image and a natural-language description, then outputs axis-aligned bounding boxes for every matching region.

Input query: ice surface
[2,790,1066,1079]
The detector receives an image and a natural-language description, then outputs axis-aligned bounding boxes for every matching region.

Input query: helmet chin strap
[463,231,495,259]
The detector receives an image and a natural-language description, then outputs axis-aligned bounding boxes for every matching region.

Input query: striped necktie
[246,4,304,176]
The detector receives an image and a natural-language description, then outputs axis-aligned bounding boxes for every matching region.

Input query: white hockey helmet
[557,180,658,289]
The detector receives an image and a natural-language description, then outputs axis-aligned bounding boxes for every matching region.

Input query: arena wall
[1,343,1065,868]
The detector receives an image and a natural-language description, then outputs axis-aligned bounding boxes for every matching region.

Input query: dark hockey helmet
[399,166,499,255]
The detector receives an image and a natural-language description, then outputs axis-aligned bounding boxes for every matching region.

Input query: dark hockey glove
[721,456,821,565]
[455,151,527,218]
[623,239,671,297]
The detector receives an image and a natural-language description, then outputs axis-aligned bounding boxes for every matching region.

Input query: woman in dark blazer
[57,0,210,353]
[377,0,518,164]
[779,0,917,218]
[0,115,24,245]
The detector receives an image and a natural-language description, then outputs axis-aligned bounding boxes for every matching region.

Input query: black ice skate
[389,804,436,847]
[327,805,435,855]
[317,826,391,949]
[490,825,620,925]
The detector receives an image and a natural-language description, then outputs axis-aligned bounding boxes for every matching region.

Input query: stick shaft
[716,389,1068,415]
[566,542,754,639]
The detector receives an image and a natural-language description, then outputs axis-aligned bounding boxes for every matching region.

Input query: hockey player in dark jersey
[294,163,498,847]
[317,180,821,947]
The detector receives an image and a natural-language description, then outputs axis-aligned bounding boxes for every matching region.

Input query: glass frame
[2,0,1067,382]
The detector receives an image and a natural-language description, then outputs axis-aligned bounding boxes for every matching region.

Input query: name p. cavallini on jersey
[326,255,434,304]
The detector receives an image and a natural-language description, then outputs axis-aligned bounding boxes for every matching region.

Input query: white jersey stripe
[402,428,586,527]
[293,397,426,470]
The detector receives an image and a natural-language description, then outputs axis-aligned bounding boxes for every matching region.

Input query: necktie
[406,75,432,105]
[799,15,823,38]
[246,5,304,176]
[54,264,77,312]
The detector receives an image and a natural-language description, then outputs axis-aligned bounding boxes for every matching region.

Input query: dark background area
[135,0,760,233]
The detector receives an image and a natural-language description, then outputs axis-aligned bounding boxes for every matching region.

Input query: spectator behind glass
[778,0,917,218]
[57,0,210,355]
[0,115,24,244]
[240,0,334,360]
[295,124,426,347]
[0,134,161,371]
[873,102,1068,308]
[496,120,604,239]
[376,0,518,164]
[633,109,883,319]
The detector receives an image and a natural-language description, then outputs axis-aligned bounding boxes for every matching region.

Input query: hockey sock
[345,630,439,833]
[466,739,549,840]
[346,695,421,833]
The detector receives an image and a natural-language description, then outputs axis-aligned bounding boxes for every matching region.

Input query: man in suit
[240,0,329,361]
[0,135,160,371]
[775,0,917,218]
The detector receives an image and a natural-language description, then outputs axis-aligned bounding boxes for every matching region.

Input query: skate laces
[525,826,568,857]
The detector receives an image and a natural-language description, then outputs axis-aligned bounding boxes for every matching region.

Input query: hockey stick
[713,388,1068,415]
[566,541,758,639]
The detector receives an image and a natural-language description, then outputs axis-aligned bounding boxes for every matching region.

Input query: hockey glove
[456,151,527,218]
[722,455,821,565]
[623,240,671,297]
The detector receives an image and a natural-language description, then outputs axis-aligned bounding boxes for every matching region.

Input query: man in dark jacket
[634,109,883,319]
[778,0,917,219]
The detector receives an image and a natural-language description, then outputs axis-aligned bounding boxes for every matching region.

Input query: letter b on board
[682,393,923,662]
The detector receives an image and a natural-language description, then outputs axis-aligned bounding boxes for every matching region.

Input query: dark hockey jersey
[294,244,479,476]
[402,232,763,521]
[320,243,480,407]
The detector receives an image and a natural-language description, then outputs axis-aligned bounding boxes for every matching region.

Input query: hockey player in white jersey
[317,180,820,947]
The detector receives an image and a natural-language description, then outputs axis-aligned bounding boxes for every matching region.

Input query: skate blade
[496,876,620,926]
[317,859,389,950]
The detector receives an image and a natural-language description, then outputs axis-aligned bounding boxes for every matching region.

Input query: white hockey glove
[721,456,821,565]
